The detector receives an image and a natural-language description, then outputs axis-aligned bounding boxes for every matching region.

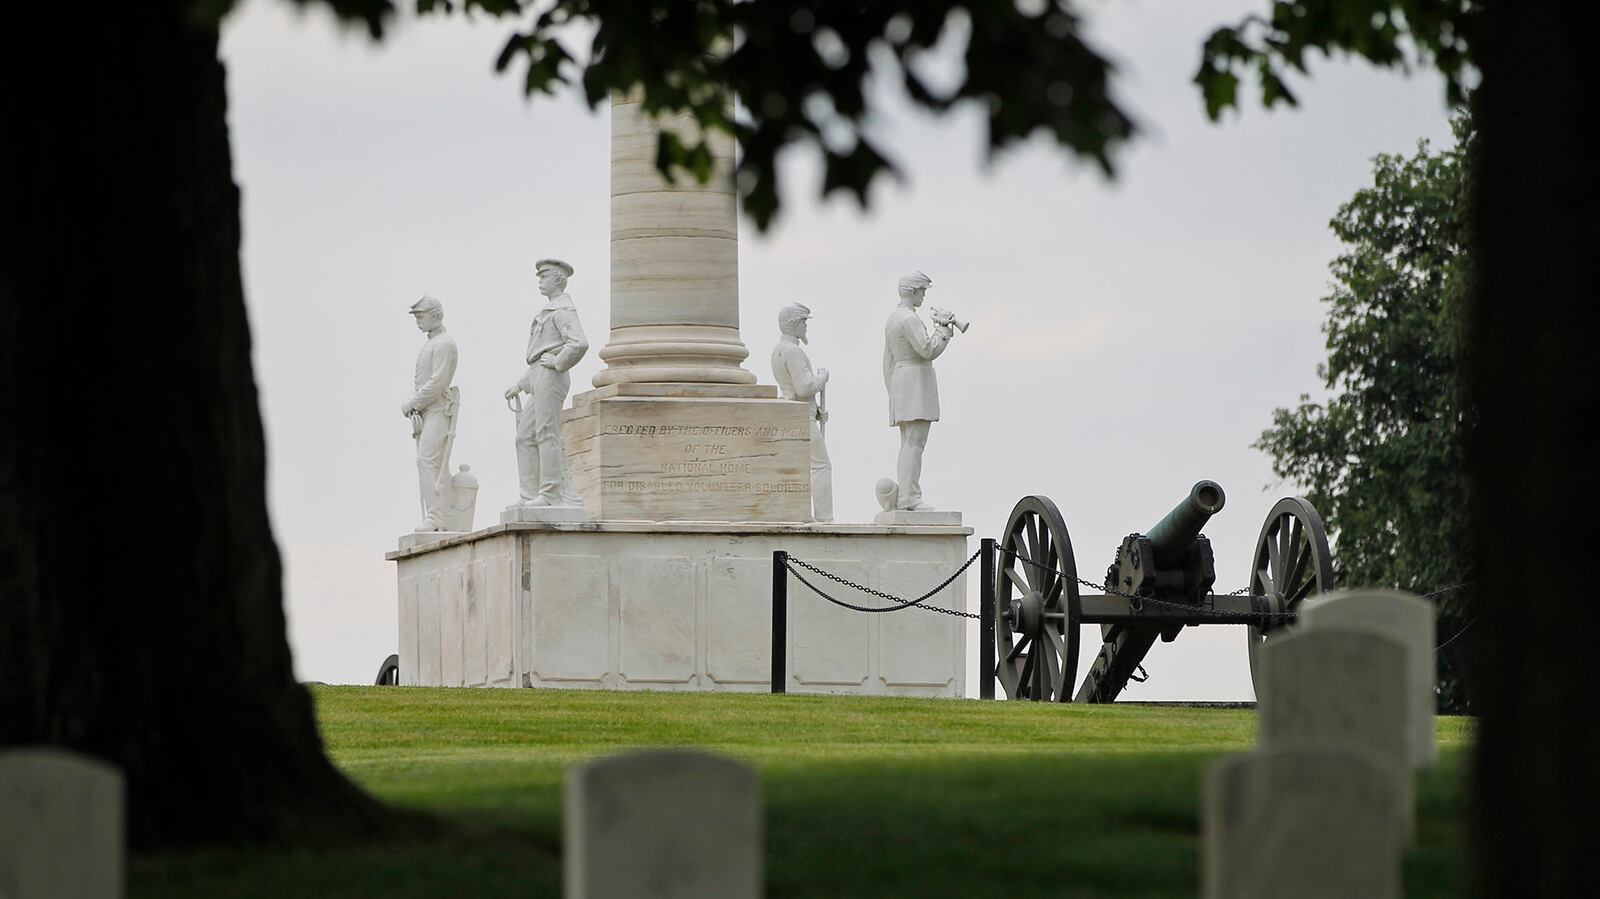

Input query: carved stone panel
[416,570,441,686]
[620,556,697,684]
[878,561,962,688]
[705,557,771,685]
[439,565,466,688]
[791,560,871,687]
[487,551,514,684]
[532,554,610,682]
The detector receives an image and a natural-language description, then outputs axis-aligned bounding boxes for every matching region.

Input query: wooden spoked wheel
[996,496,1081,701]
[374,653,400,686]
[1245,497,1334,692]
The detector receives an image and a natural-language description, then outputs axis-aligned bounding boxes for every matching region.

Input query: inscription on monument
[565,394,815,521]
[599,421,810,498]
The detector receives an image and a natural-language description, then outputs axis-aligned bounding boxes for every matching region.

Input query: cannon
[993,482,1333,702]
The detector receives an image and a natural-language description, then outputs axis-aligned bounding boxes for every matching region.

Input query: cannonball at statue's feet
[414,520,444,532]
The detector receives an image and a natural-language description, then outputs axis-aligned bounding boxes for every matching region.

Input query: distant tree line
[1257,115,1474,713]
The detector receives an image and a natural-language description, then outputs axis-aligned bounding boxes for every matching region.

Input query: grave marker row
[1203,589,1436,899]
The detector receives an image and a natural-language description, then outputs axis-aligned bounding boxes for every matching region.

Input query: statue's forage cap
[536,258,575,278]
[898,270,932,292]
[778,303,813,322]
[409,295,443,315]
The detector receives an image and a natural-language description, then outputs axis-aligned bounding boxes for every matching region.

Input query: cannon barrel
[1145,480,1226,567]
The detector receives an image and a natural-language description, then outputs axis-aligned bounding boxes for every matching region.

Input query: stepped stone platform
[387,519,971,697]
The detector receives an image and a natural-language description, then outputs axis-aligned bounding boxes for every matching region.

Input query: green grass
[133,688,1472,897]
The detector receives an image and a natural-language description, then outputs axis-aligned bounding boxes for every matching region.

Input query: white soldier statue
[401,295,461,531]
[771,303,833,522]
[505,258,589,506]
[882,270,960,511]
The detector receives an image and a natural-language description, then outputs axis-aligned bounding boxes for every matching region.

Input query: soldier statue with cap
[882,270,958,511]
[771,303,833,522]
[402,295,461,531]
[505,258,589,507]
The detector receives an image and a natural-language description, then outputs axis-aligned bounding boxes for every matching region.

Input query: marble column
[595,92,756,387]
[564,92,808,521]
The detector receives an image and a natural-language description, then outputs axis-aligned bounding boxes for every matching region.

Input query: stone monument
[504,258,589,523]
[770,303,832,522]
[388,92,970,698]
[559,93,813,522]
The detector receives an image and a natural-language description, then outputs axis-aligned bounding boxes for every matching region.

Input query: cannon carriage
[993,481,1333,702]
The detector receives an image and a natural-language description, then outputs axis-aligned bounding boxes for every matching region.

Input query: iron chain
[781,546,1474,662]
[784,550,984,620]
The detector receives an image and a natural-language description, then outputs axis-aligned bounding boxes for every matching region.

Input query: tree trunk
[0,3,387,848]
[1469,1,1598,893]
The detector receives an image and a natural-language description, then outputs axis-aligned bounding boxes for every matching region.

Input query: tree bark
[1469,2,1598,894]
[0,3,387,848]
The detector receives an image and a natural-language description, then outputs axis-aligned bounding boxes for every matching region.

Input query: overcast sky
[221,0,1454,696]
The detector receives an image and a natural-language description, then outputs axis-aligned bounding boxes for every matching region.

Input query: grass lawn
[133,687,1472,897]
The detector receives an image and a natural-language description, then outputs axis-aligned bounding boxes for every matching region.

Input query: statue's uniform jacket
[410,327,459,525]
[410,327,459,412]
[518,292,589,431]
[516,293,589,501]
[522,294,588,378]
[882,306,951,425]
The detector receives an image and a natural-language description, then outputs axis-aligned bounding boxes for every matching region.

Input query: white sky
[220,0,1453,696]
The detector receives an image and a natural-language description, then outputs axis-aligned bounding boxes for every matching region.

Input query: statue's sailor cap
[778,303,813,322]
[535,258,575,278]
[409,295,443,315]
[898,270,932,292]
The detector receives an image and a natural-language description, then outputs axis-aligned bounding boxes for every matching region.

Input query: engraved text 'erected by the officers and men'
[599,422,810,497]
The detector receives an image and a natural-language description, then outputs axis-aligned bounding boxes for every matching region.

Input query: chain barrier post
[980,537,996,700]
[771,550,788,694]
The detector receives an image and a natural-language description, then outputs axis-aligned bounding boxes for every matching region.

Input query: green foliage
[272,0,1136,230]
[1255,116,1475,712]
[263,0,1481,231]
[1195,1,1476,119]
[132,688,1473,897]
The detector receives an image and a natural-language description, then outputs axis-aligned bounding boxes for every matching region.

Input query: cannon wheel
[996,496,1081,701]
[375,653,400,686]
[1245,497,1334,692]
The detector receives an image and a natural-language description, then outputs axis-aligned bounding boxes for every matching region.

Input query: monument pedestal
[501,504,586,524]
[562,384,814,522]
[874,510,963,526]
[386,519,971,697]
[396,531,466,551]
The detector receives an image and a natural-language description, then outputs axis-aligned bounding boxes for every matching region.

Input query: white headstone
[564,749,760,899]
[1257,627,1413,840]
[1203,745,1405,899]
[1298,589,1436,768]
[0,749,123,899]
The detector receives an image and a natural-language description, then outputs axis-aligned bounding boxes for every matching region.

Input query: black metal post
[771,550,787,694]
[980,537,996,700]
